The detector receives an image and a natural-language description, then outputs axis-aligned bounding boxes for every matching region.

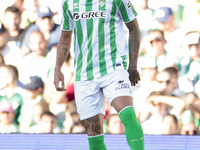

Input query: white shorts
[74,66,133,120]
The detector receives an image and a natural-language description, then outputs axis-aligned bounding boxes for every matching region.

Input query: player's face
[4,12,21,31]
[40,115,57,133]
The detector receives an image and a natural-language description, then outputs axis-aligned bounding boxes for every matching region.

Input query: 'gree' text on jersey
[73,11,107,21]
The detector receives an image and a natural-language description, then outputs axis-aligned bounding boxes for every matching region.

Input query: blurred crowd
[0,0,199,135]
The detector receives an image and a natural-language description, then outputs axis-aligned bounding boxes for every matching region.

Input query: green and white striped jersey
[61,0,137,81]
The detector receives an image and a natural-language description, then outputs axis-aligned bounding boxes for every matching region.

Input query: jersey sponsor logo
[73,11,107,21]
[115,80,130,90]
[127,0,132,8]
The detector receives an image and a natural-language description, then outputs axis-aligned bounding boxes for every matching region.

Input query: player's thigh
[74,80,106,121]
[102,69,133,112]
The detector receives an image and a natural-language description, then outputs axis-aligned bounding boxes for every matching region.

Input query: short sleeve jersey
[61,0,137,81]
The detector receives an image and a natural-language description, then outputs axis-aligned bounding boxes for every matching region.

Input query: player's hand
[128,69,140,86]
[54,68,66,91]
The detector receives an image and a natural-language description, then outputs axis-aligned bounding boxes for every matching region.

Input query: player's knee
[81,115,103,136]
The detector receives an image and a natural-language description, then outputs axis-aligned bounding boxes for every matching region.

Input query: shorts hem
[79,112,105,121]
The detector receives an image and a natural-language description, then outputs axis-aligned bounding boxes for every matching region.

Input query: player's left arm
[125,18,141,86]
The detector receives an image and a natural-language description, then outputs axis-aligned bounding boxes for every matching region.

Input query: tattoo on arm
[63,47,69,55]
[82,115,102,135]
[59,43,70,55]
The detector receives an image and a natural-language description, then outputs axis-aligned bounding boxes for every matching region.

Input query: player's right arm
[54,30,73,91]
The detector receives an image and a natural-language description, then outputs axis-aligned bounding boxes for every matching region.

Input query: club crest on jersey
[73,3,79,9]
[73,11,107,21]
[99,0,105,7]
[127,0,132,8]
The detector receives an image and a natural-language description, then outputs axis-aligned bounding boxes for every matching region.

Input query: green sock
[119,106,144,150]
[88,134,107,150]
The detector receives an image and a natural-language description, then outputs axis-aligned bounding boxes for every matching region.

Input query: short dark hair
[0,64,19,81]
[163,66,178,78]
[4,6,21,16]
[40,111,56,120]
[163,114,178,127]
[149,29,165,39]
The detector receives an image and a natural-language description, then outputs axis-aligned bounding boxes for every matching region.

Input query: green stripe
[86,0,94,80]
[121,55,127,69]
[74,0,83,81]
[117,0,130,22]
[98,0,107,76]
[63,0,70,30]
[131,5,137,17]
[110,0,117,69]
[73,28,77,68]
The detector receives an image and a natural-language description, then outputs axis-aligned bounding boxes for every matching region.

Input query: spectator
[12,0,24,13]
[106,113,125,134]
[0,54,5,64]
[3,6,28,50]
[181,92,200,130]
[43,50,74,126]
[62,102,80,133]
[21,5,61,54]
[38,0,63,24]
[155,67,181,96]
[139,30,174,72]
[70,122,86,134]
[18,30,49,82]
[195,80,200,97]
[39,111,61,134]
[182,0,200,31]
[154,6,186,50]
[132,0,157,39]
[175,31,200,93]
[180,121,199,135]
[0,101,19,133]
[133,58,158,117]
[17,76,44,133]
[161,114,179,135]
[28,100,49,133]
[20,0,39,29]
[140,91,184,135]
[0,22,23,69]
[0,64,24,124]
[62,109,73,134]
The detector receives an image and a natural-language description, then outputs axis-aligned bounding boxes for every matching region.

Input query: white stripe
[79,0,88,79]
[87,134,104,138]
[92,0,101,78]
[118,106,133,115]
